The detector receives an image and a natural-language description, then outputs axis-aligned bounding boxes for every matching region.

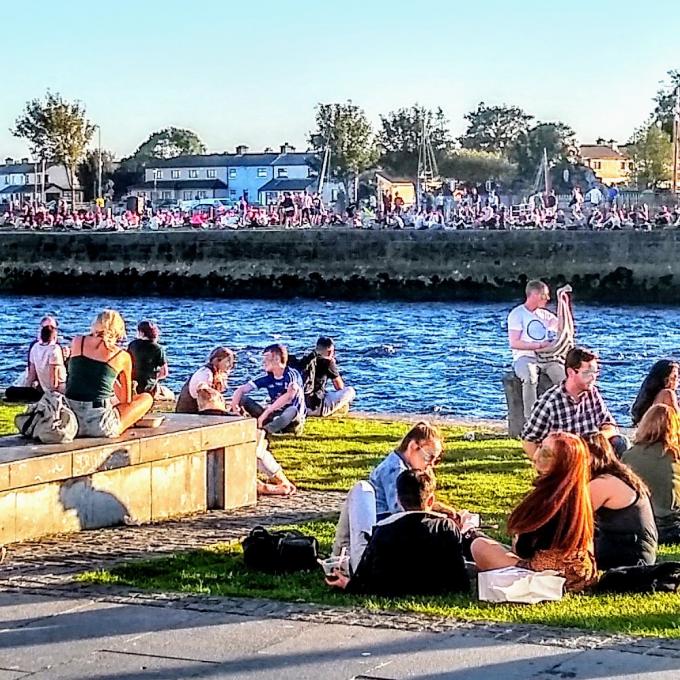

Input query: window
[229,189,237,197]
[277,167,288,178]
[183,191,192,200]
[189,169,199,178]
[592,161,601,170]
[171,170,180,179]
[620,161,627,170]
[207,169,216,178]
[197,190,207,199]
[4,176,8,184]
[257,168,268,178]
[161,191,172,199]
[229,168,237,178]
[154,170,163,179]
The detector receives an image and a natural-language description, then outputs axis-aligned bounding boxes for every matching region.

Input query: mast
[672,86,680,195]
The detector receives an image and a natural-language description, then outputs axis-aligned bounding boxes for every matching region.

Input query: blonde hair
[634,403,680,462]
[396,421,443,455]
[91,309,126,350]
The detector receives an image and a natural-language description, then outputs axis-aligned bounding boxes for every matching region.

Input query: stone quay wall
[1,229,679,302]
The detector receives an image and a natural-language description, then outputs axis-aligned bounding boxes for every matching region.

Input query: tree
[131,127,207,161]
[378,105,452,176]
[510,122,580,186]
[13,91,95,206]
[627,121,673,189]
[459,102,533,155]
[653,70,680,137]
[77,149,116,201]
[308,101,379,197]
[438,149,517,185]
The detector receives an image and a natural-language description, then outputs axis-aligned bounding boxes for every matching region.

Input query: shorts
[67,398,121,438]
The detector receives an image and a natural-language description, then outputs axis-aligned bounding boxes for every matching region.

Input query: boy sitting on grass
[326,469,470,596]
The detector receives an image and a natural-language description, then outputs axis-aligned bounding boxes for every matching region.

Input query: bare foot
[257,481,294,496]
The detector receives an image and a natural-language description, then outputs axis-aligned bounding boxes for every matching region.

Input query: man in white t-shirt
[507,279,565,418]
[27,325,66,394]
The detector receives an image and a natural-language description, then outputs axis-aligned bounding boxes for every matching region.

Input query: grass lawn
[2,404,679,638]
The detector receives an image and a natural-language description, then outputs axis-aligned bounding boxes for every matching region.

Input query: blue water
[1,294,678,425]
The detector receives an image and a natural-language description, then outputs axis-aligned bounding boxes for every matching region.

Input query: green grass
[4,403,679,638]
[0,402,23,435]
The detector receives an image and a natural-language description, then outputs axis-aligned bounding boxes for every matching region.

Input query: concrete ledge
[0,414,258,544]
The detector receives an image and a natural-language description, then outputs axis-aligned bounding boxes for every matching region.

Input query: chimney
[5,157,13,166]
[21,157,28,164]
[280,143,295,154]
[235,144,249,155]
[263,146,274,153]
[608,139,618,152]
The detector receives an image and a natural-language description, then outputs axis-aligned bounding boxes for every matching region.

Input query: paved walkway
[1,490,680,678]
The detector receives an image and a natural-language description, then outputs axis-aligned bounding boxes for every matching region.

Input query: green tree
[459,102,533,155]
[439,149,517,185]
[653,70,680,137]
[308,101,379,197]
[12,91,95,206]
[378,105,452,176]
[131,127,207,161]
[510,121,580,186]
[627,121,673,189]
[77,149,116,201]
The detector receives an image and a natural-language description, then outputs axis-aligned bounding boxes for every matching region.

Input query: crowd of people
[5,288,680,598]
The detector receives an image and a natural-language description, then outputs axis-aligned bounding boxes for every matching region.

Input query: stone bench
[0,413,258,544]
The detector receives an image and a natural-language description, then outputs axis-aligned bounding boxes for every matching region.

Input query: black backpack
[242,526,320,574]
[287,351,317,398]
[596,561,680,594]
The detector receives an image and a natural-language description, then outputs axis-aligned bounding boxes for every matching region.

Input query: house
[130,144,320,205]
[579,143,634,186]
[375,172,416,206]
[0,157,83,205]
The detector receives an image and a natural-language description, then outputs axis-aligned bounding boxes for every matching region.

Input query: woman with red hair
[470,432,597,592]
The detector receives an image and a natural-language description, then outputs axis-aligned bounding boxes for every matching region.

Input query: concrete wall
[1,229,680,303]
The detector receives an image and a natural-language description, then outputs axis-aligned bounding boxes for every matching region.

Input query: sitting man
[293,336,356,417]
[508,279,565,419]
[325,469,470,596]
[522,346,629,459]
[230,343,306,435]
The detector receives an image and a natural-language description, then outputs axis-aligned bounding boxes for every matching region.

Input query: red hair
[508,432,593,554]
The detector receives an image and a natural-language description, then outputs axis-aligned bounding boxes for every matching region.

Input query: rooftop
[152,152,316,169]
[579,144,631,160]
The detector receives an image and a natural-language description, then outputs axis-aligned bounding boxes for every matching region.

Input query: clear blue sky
[3,0,678,159]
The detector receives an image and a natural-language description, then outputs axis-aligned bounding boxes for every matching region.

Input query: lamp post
[94,124,103,202]
[672,86,680,195]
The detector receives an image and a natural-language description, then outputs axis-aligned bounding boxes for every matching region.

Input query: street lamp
[93,124,102,202]
[672,86,680,195]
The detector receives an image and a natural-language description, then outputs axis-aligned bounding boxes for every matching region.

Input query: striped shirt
[521,381,616,443]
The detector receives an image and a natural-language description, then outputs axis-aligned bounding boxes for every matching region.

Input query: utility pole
[96,124,103,202]
[672,86,680,195]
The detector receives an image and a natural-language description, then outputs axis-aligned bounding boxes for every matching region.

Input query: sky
[2,0,678,160]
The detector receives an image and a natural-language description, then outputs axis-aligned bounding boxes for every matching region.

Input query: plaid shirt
[521,382,616,443]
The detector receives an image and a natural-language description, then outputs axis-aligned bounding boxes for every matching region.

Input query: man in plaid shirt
[521,346,628,459]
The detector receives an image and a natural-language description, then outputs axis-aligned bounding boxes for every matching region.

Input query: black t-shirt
[127,339,166,393]
[514,515,559,559]
[308,356,340,409]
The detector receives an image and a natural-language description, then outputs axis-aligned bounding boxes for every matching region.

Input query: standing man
[508,280,565,419]
[230,344,306,435]
[521,346,628,459]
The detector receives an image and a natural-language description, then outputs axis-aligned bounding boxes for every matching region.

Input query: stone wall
[1,229,679,302]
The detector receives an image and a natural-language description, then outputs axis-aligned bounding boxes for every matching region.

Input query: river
[1,294,677,425]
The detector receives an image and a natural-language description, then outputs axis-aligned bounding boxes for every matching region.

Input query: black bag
[596,561,680,594]
[242,526,320,574]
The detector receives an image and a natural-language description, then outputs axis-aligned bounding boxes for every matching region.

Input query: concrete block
[87,464,153,527]
[72,440,141,477]
[201,418,257,450]
[9,451,72,489]
[0,464,9,493]
[224,443,257,510]
[0,490,16,544]
[150,453,206,520]
[15,484,80,540]
[138,429,202,464]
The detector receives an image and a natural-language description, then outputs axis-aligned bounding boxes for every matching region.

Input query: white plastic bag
[478,567,565,604]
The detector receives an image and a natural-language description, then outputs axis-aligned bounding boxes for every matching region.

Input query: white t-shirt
[188,366,215,399]
[29,342,65,391]
[507,304,558,361]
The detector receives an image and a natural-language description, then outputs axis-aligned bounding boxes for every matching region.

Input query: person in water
[64,309,153,437]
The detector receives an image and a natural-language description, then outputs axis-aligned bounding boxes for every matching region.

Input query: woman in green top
[623,403,680,543]
[65,309,153,438]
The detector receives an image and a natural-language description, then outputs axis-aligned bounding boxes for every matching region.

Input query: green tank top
[65,337,122,403]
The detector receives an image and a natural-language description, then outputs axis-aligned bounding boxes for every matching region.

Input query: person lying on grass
[469,431,598,593]
[326,469,470,596]
[331,421,467,571]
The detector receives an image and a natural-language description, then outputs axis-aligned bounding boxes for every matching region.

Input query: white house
[0,157,83,205]
[130,144,320,205]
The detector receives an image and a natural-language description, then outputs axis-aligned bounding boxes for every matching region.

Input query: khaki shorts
[67,398,121,438]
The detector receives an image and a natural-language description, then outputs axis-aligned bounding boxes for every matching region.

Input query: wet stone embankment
[1,229,679,302]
